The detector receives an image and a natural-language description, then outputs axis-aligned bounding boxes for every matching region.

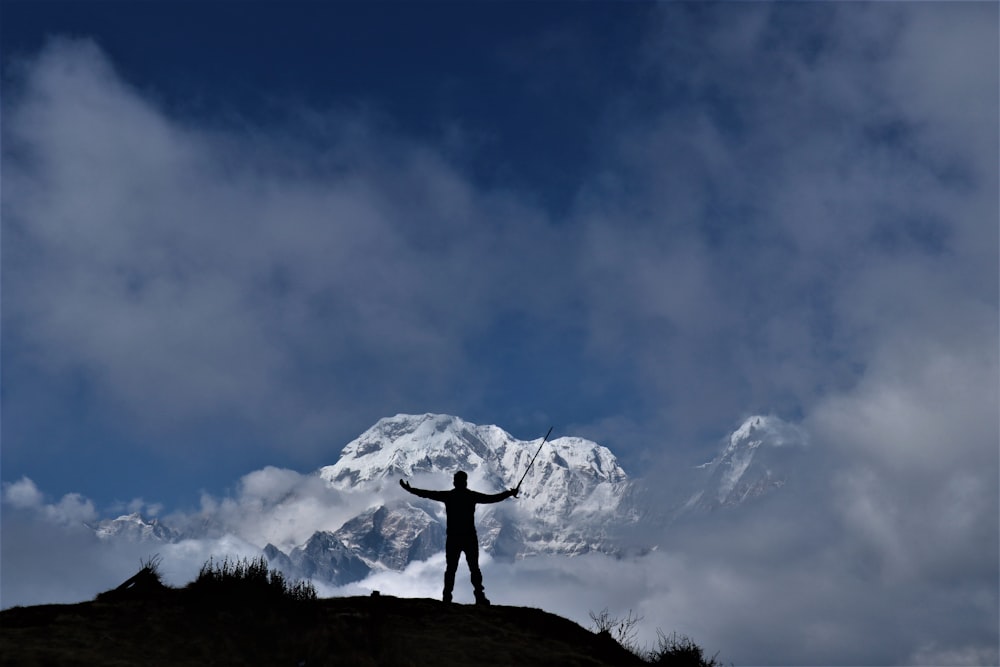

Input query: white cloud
[327,523,998,667]
[881,3,998,179]
[812,341,997,475]
[3,449,997,666]
[101,497,163,518]
[910,642,1000,667]
[3,477,44,509]
[572,3,998,445]
[2,476,98,525]
[3,37,558,459]
[166,466,390,552]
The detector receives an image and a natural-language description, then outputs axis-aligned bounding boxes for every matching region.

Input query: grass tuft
[96,553,167,601]
[186,555,318,602]
[589,608,726,666]
[647,630,724,666]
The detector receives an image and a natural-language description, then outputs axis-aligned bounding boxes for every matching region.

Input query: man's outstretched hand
[400,479,412,492]
[510,487,520,498]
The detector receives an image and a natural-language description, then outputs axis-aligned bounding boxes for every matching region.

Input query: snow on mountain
[91,512,178,542]
[319,414,513,488]
[311,413,636,571]
[681,415,806,513]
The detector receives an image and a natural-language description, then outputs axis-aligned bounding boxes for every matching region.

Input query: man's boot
[474,591,490,606]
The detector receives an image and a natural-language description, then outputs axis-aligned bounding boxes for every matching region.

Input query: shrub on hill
[186,555,317,602]
[96,555,169,602]
[589,607,724,667]
[647,630,723,667]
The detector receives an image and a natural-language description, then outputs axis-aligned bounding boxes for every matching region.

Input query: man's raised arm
[470,488,518,504]
[399,479,449,501]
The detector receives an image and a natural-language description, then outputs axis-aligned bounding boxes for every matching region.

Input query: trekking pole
[516,427,553,493]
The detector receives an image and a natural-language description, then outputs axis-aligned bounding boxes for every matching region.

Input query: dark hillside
[0,591,645,667]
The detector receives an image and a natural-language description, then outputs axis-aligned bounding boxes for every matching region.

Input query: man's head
[453,470,468,489]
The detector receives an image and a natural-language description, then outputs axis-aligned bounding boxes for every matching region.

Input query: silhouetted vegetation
[589,606,644,654]
[186,555,317,602]
[96,554,168,602]
[589,607,725,667]
[648,630,724,667]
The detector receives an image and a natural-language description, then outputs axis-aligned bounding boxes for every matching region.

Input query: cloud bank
[4,442,997,667]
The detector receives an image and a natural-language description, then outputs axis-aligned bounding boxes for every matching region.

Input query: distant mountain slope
[0,592,645,667]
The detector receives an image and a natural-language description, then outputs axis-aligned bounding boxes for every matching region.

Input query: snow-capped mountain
[285,414,635,578]
[244,414,636,585]
[319,414,633,543]
[90,512,178,542]
[679,415,806,514]
[84,413,803,588]
[264,532,371,584]
[332,503,446,570]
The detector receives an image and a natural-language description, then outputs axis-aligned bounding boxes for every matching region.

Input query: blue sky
[2,0,995,526]
[2,3,998,663]
[2,1,658,505]
[0,0,786,507]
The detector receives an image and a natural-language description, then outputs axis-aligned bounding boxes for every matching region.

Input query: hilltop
[1,590,645,667]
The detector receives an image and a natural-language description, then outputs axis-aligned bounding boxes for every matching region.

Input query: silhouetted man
[400,471,517,605]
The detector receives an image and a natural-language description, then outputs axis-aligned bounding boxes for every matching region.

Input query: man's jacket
[404,486,515,537]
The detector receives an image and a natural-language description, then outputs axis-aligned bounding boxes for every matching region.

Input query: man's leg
[464,536,489,605]
[443,539,460,602]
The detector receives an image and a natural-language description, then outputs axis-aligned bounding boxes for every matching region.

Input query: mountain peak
[319,413,515,488]
[727,415,804,451]
[92,512,177,542]
[319,413,627,493]
[687,415,805,511]
[304,414,636,573]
